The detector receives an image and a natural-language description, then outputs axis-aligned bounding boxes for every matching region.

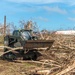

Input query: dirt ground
[0,59,41,75]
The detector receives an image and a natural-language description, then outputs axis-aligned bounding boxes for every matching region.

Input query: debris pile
[30,34,75,75]
[0,34,75,75]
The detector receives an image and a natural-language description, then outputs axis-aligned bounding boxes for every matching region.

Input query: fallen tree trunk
[36,69,51,75]
[34,67,60,75]
[0,46,49,57]
[14,60,61,67]
[57,42,75,50]
[0,46,48,50]
[0,46,13,49]
[56,61,75,75]
[0,47,23,56]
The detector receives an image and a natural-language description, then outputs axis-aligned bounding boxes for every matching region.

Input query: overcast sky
[0,0,75,30]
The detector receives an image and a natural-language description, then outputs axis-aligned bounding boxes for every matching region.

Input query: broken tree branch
[57,42,75,50]
[56,61,75,75]
[0,47,23,56]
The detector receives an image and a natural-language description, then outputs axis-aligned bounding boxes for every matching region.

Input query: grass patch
[24,62,37,68]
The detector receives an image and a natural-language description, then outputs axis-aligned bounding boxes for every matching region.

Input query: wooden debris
[56,61,75,75]
[0,46,23,56]
[36,69,51,75]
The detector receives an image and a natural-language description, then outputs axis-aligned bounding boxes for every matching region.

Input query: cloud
[67,0,75,6]
[68,17,75,22]
[3,0,75,6]
[4,0,64,4]
[2,0,75,6]
[72,10,75,14]
[32,16,49,22]
[37,17,49,22]
[43,6,67,14]
[0,1,36,14]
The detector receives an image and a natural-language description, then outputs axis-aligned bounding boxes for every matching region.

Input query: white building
[55,30,75,35]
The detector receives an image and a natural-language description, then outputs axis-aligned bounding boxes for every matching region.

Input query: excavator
[3,29,54,60]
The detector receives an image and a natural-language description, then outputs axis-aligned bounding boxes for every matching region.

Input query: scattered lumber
[56,61,75,75]
[0,46,48,57]
[0,46,23,56]
[14,60,61,67]
[36,69,51,75]
[57,42,75,50]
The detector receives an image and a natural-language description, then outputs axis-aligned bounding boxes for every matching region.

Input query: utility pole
[4,16,6,36]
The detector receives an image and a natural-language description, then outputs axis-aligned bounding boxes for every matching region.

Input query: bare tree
[7,22,16,35]
[19,20,38,31]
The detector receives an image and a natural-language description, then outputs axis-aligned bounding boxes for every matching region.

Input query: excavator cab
[13,29,38,41]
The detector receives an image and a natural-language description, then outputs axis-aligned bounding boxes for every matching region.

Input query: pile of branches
[0,31,75,75]
[28,34,75,75]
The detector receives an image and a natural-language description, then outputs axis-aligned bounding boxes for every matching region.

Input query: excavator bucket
[24,40,54,49]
